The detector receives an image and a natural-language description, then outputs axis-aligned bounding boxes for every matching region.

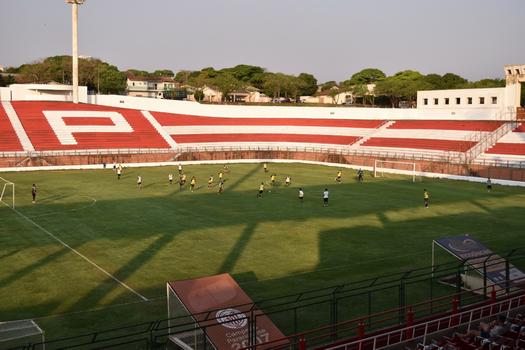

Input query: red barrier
[405,306,414,340]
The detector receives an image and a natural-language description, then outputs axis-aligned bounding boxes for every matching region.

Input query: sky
[1,0,524,83]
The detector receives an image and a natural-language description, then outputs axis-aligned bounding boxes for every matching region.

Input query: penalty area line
[7,205,148,301]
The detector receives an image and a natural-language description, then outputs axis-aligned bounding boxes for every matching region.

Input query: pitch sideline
[3,202,148,302]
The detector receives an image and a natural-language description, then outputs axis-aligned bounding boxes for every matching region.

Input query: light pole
[66,0,85,103]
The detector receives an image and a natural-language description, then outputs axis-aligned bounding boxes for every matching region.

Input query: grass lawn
[1,162,525,345]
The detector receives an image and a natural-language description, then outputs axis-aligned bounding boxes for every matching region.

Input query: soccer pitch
[1,162,525,342]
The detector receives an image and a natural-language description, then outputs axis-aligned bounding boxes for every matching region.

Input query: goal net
[373,160,420,182]
[0,177,15,209]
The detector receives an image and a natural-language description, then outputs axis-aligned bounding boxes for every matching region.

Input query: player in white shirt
[323,188,329,207]
[178,163,183,174]
[117,167,122,180]
[137,176,142,189]
[168,173,173,185]
[298,188,304,203]
[285,176,291,186]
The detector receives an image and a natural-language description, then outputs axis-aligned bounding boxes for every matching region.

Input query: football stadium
[2,1,525,350]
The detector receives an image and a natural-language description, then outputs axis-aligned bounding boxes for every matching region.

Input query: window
[467,97,473,104]
[456,97,461,104]
[445,98,449,105]
[507,69,512,75]
[517,69,521,75]
[479,97,485,104]
[434,98,439,105]
[492,96,498,104]
[132,82,135,86]
[423,98,428,105]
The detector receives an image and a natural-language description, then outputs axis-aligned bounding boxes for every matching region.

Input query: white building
[417,65,523,119]
[126,75,177,99]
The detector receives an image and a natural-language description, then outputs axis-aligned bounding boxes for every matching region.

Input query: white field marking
[27,195,97,218]
[141,110,178,148]
[3,203,148,301]
[1,101,35,151]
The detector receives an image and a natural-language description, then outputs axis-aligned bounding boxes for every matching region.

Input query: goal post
[0,177,15,209]
[373,160,420,182]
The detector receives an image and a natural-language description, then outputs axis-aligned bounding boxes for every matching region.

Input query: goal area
[373,160,420,182]
[0,177,15,209]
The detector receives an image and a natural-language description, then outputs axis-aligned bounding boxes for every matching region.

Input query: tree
[320,81,337,91]
[422,74,445,90]
[347,68,386,85]
[98,65,126,94]
[297,73,318,96]
[193,89,205,102]
[0,74,15,87]
[174,70,192,84]
[441,73,467,89]
[153,69,174,77]
[467,78,505,88]
[212,72,242,102]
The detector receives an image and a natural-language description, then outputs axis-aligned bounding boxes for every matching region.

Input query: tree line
[3,56,509,106]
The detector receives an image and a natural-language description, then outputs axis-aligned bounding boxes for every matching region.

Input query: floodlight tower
[66,0,85,104]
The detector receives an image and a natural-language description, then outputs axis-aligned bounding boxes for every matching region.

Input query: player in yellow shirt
[218,171,223,181]
[423,189,430,208]
[190,176,196,192]
[208,175,214,189]
[336,170,342,183]
[270,174,276,186]
[257,182,264,198]
[263,163,268,173]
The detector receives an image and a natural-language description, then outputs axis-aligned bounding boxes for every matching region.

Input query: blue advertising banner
[434,235,525,287]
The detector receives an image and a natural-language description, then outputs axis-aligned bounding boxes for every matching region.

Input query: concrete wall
[1,84,88,103]
[89,94,501,120]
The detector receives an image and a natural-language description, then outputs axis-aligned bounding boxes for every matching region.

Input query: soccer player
[285,176,291,186]
[298,188,304,203]
[218,171,223,181]
[263,163,268,173]
[208,175,214,188]
[336,170,342,183]
[323,188,329,207]
[357,168,364,182]
[168,173,173,185]
[179,175,184,191]
[423,189,430,208]
[486,177,492,192]
[270,174,276,186]
[31,184,37,204]
[223,164,230,173]
[218,180,224,194]
[181,173,187,185]
[117,167,122,180]
[190,176,196,192]
[137,175,142,189]
[178,163,183,174]
[257,182,264,198]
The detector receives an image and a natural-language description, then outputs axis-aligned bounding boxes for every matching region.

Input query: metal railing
[324,291,525,350]
[8,249,525,350]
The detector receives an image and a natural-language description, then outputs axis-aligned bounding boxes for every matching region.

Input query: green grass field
[1,162,525,344]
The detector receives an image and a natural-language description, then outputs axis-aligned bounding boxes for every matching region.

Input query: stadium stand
[10,101,169,151]
[361,120,504,153]
[485,124,525,156]
[0,102,23,152]
[3,101,525,178]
